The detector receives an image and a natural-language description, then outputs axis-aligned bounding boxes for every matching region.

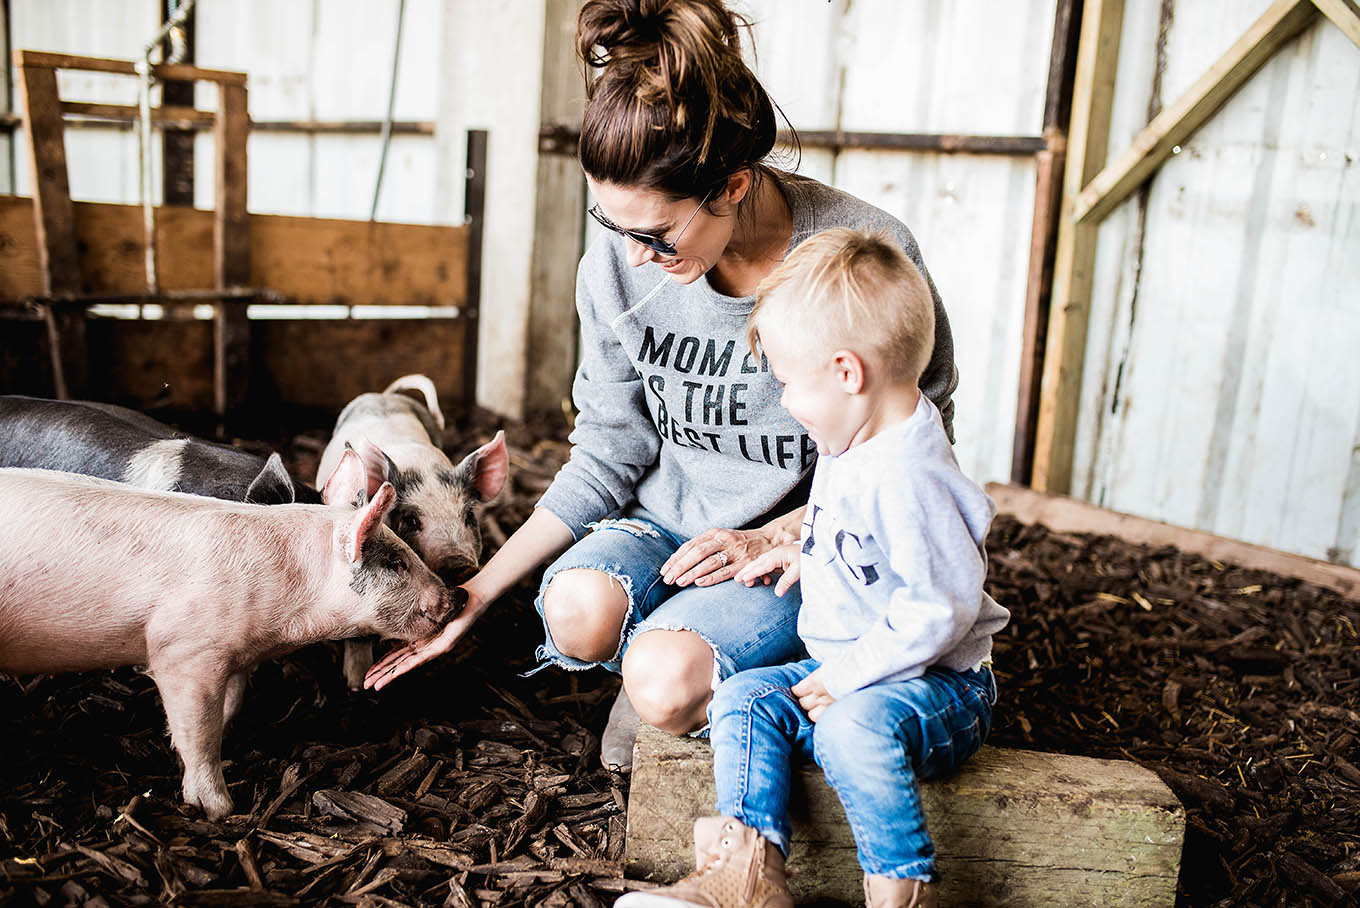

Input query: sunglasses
[587,188,714,257]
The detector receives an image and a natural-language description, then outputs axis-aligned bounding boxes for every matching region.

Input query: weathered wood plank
[626,726,1183,908]
[987,481,1360,599]
[0,197,469,307]
[13,49,246,85]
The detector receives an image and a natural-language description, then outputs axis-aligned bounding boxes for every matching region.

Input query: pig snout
[402,582,463,640]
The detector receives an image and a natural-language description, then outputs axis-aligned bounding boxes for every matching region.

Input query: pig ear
[245,453,298,504]
[346,481,397,563]
[353,437,397,496]
[322,447,370,508]
[459,430,509,501]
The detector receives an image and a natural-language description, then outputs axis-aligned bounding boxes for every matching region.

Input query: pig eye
[394,510,421,537]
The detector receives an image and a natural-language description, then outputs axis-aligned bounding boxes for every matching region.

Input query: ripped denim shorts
[529,511,806,688]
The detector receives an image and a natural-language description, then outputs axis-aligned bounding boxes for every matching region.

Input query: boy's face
[760,322,858,457]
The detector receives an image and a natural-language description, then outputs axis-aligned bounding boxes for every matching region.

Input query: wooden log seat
[625,726,1184,907]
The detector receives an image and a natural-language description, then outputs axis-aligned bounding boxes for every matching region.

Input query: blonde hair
[749,228,935,385]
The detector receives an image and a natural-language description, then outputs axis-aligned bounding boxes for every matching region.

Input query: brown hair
[748,228,936,386]
[575,0,782,200]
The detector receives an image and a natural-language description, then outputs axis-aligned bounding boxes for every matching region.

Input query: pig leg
[343,638,375,691]
[149,655,233,820]
[222,670,248,726]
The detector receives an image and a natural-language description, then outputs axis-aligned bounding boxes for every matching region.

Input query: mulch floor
[1,408,1357,908]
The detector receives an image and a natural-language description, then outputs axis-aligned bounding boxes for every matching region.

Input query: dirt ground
[1,408,1356,907]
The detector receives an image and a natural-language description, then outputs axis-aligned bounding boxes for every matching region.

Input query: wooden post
[16,53,85,398]
[1,0,12,194]
[1011,0,1081,485]
[463,129,487,420]
[525,0,586,416]
[213,79,250,421]
[161,0,196,208]
[627,727,1184,907]
[1030,0,1125,494]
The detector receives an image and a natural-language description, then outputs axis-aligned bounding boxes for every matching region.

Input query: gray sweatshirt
[537,172,959,541]
[797,394,1011,699]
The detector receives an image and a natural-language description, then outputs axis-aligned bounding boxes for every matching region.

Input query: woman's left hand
[661,527,772,587]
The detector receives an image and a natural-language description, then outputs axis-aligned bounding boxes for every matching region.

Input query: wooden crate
[626,726,1184,907]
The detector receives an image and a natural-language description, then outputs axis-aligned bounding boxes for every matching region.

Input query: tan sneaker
[615,817,792,908]
[863,873,938,908]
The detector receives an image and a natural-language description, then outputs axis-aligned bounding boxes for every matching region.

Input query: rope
[370,0,407,221]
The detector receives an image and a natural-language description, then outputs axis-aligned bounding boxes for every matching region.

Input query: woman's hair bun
[576,0,780,195]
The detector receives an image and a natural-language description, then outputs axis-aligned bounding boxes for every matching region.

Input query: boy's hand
[792,669,835,722]
[734,543,802,596]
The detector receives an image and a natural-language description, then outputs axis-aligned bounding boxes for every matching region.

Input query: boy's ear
[831,349,865,394]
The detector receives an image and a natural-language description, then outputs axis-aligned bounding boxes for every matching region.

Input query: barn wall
[731,0,1057,488]
[1071,0,1360,565]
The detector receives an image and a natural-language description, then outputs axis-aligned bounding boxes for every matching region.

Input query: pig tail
[575,0,792,201]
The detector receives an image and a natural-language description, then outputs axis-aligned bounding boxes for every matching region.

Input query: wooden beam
[0,197,470,306]
[1073,0,1318,226]
[1312,0,1360,48]
[59,101,217,127]
[214,80,250,419]
[1012,133,1066,484]
[539,123,1047,157]
[626,727,1183,907]
[13,49,246,85]
[987,482,1360,599]
[1031,0,1125,494]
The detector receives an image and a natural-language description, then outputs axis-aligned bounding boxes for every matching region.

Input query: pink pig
[0,449,453,820]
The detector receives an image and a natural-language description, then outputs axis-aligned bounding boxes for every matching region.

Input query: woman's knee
[542,569,629,663]
[622,629,716,734]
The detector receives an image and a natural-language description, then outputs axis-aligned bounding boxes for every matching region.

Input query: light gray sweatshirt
[797,394,1010,700]
[537,172,959,541]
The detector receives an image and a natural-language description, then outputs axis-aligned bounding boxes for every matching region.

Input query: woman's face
[586,178,737,285]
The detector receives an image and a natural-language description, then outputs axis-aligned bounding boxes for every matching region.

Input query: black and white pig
[0,395,320,505]
[0,450,454,820]
[316,375,508,687]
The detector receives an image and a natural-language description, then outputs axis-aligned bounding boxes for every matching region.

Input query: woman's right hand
[364,587,487,690]
[365,507,578,690]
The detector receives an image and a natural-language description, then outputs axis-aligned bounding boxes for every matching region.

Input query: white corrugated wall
[1073,0,1360,565]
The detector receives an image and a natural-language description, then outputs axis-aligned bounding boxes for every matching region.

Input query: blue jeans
[708,658,996,881]
[530,514,806,686]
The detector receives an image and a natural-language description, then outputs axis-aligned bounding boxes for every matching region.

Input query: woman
[366,0,959,769]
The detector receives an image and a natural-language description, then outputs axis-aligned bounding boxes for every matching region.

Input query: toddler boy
[616,228,1010,908]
